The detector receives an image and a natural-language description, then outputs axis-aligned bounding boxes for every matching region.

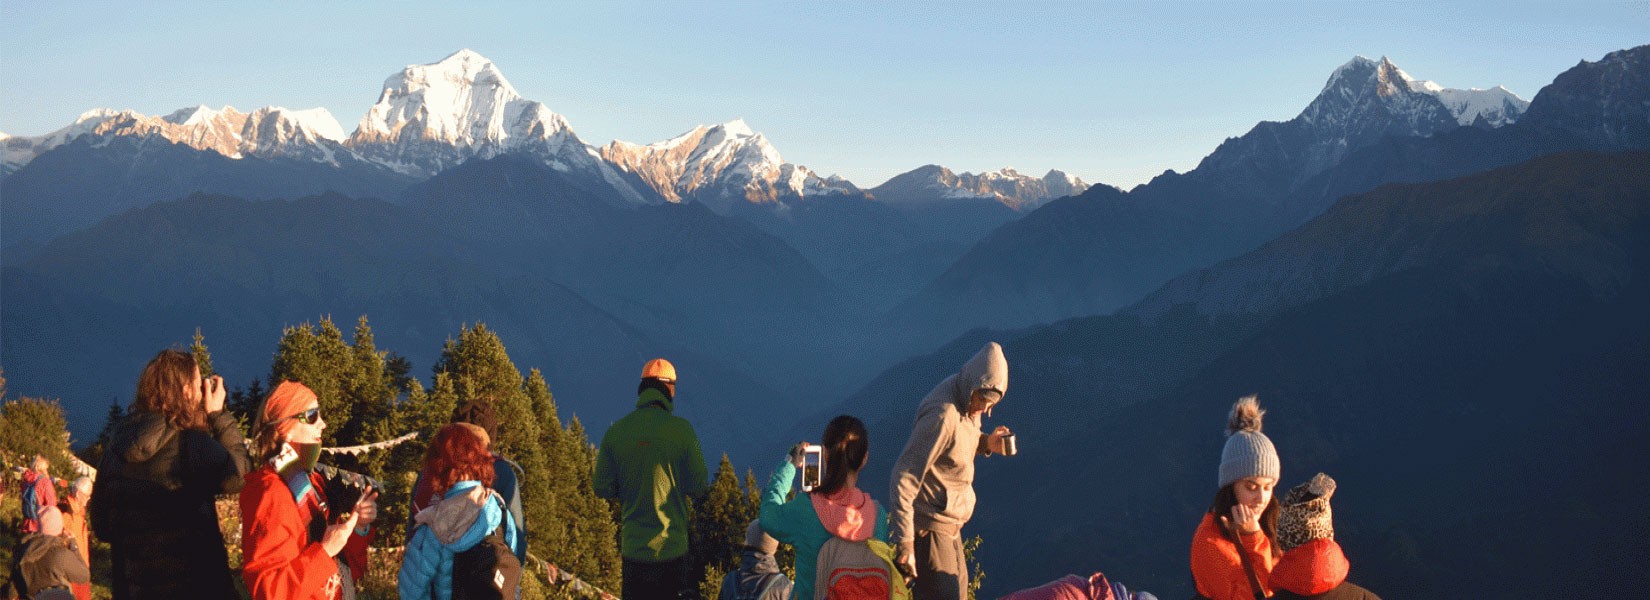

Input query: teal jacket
[399,480,519,600]
[593,388,709,561]
[760,460,889,600]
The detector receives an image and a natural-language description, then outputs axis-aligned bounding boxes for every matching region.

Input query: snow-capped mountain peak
[1406,82,1528,127]
[869,164,1088,210]
[163,104,234,127]
[348,49,593,177]
[2,108,135,174]
[601,120,854,210]
[251,107,346,142]
[1319,55,1528,127]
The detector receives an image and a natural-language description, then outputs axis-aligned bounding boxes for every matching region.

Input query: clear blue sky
[2,1,1644,189]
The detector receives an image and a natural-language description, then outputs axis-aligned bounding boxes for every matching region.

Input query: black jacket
[89,410,250,599]
[1273,582,1382,600]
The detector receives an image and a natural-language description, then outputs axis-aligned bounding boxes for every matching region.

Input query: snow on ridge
[256,107,347,142]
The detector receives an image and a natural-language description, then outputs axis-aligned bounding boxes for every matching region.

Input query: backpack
[410,455,527,562]
[20,477,41,524]
[814,537,910,600]
[450,493,522,600]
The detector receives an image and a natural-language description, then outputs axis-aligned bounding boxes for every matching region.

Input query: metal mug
[1001,433,1018,456]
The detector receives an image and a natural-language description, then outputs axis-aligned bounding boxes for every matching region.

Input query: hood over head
[948,342,1008,411]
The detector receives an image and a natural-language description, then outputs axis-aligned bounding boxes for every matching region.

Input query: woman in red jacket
[1190,396,1282,600]
[239,381,378,600]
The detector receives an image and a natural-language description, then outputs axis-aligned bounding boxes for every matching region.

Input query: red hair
[420,423,495,499]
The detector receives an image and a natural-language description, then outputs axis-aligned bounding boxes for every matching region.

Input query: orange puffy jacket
[1190,512,1277,600]
[1269,539,1349,597]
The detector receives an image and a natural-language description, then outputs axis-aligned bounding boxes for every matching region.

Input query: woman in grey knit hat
[1189,395,1283,600]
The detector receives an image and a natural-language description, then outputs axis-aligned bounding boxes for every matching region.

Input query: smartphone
[801,444,823,492]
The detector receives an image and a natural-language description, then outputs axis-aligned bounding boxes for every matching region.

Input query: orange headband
[261,380,318,440]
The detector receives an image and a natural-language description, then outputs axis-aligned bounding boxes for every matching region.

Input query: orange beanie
[261,380,318,440]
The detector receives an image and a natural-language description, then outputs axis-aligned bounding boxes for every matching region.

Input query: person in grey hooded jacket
[888,341,1012,600]
[717,520,792,600]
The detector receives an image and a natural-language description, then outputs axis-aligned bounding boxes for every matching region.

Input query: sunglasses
[283,407,322,425]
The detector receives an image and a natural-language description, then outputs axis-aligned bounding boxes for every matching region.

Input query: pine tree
[431,325,553,564]
[339,316,399,477]
[190,327,215,378]
[549,415,621,593]
[228,378,265,425]
[0,396,76,478]
[689,455,755,585]
[77,397,127,467]
[269,318,354,445]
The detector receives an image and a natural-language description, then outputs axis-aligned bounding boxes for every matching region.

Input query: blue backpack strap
[493,455,528,560]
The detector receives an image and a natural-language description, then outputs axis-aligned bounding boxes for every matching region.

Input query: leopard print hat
[1277,472,1336,553]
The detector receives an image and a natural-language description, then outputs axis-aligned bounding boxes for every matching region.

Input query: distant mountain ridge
[601,119,860,212]
[889,48,1636,348]
[824,150,1650,599]
[869,164,1088,211]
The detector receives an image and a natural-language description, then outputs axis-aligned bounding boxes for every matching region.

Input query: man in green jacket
[594,358,710,599]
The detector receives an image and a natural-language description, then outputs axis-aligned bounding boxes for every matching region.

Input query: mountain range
[889,48,1645,350]
[815,150,1650,598]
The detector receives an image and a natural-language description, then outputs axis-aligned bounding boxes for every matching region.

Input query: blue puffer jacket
[399,481,520,600]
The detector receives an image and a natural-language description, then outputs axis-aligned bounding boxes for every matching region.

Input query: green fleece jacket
[593,388,710,561]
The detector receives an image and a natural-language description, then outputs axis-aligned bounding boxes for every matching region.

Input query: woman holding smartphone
[760,414,890,600]
[240,381,378,600]
[89,348,251,599]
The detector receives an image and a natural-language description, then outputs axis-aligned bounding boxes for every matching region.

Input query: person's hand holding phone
[202,375,226,414]
[789,441,809,468]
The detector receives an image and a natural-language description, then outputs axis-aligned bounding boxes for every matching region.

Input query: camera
[801,444,823,492]
[314,464,383,523]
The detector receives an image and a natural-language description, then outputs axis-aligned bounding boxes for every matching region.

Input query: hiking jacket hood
[888,342,1007,552]
[399,481,517,600]
[593,388,710,561]
[718,550,792,600]
[16,533,90,595]
[1270,538,1350,597]
[761,459,889,600]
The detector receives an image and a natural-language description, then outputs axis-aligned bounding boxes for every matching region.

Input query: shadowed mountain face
[0,156,847,464]
[812,152,1650,598]
[890,47,1650,350]
[0,136,415,252]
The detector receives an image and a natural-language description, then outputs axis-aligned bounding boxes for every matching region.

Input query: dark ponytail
[813,415,868,496]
